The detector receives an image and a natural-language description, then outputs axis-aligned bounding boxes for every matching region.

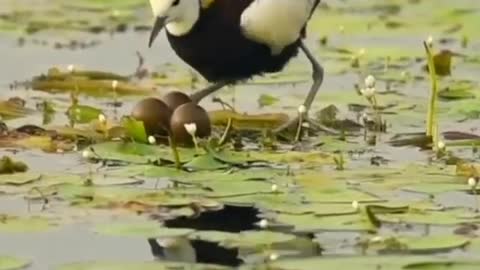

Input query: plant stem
[168,134,181,170]
[423,41,438,144]
[473,187,479,212]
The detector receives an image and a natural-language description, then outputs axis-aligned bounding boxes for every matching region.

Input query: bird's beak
[149,16,167,48]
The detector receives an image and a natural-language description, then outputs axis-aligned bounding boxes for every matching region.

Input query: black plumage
[166,0,304,82]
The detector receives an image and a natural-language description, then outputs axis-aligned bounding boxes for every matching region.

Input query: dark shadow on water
[164,204,261,232]
[148,204,261,267]
[148,238,243,267]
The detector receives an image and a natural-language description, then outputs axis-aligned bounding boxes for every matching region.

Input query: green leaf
[0,173,41,186]
[404,261,480,270]
[257,94,280,108]
[270,256,480,270]
[367,235,470,254]
[121,116,148,144]
[190,230,295,249]
[56,261,229,270]
[377,208,480,226]
[275,213,376,232]
[183,154,230,171]
[67,104,103,124]
[0,256,30,270]
[0,215,55,233]
[90,141,196,164]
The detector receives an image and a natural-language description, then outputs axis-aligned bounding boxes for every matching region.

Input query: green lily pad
[275,213,375,232]
[402,183,467,195]
[377,208,480,226]
[183,154,230,171]
[257,94,280,108]
[0,215,55,233]
[270,255,479,270]
[121,117,148,144]
[190,230,295,249]
[367,235,470,254]
[0,256,30,270]
[67,104,103,124]
[56,261,229,270]
[90,141,197,164]
[0,173,41,186]
[404,261,480,270]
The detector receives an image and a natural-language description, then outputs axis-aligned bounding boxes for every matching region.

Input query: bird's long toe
[273,113,340,142]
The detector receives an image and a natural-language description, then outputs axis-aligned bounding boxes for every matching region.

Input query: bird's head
[148,0,200,47]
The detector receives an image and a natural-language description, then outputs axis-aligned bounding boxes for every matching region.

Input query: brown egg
[131,97,172,136]
[170,102,211,146]
[161,91,192,111]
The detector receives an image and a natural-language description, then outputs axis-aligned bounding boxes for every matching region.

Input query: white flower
[360,87,376,98]
[258,219,268,229]
[111,80,118,90]
[358,48,366,56]
[370,236,383,243]
[269,253,279,261]
[67,64,75,73]
[297,105,307,115]
[364,75,376,88]
[271,184,278,192]
[468,177,478,188]
[148,136,156,145]
[426,35,434,46]
[437,141,446,150]
[184,123,197,137]
[98,113,106,124]
[352,200,359,210]
[111,9,121,17]
[82,150,91,159]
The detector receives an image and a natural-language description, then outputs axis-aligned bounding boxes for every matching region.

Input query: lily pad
[189,230,296,249]
[270,255,479,270]
[367,235,470,254]
[56,261,229,270]
[0,256,30,270]
[0,215,55,233]
[274,213,376,232]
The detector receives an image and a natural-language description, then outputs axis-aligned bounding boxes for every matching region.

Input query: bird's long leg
[190,81,232,104]
[298,41,324,110]
[273,41,325,135]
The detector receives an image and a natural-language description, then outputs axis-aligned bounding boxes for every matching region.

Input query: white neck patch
[166,1,200,36]
[240,0,315,54]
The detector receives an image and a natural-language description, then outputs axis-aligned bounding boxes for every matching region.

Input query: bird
[147,0,323,133]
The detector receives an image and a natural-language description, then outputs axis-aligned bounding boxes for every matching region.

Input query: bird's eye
[172,0,180,6]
